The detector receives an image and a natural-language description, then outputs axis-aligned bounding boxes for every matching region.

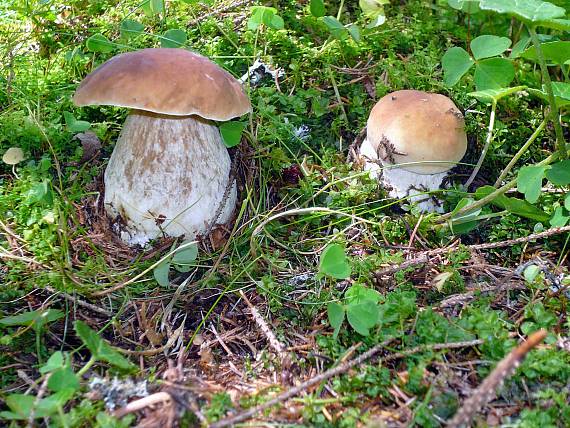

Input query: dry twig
[113,391,172,418]
[374,225,570,280]
[188,0,255,26]
[239,291,287,359]
[210,337,494,427]
[447,330,547,428]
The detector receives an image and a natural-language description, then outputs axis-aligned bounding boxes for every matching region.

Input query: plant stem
[336,0,345,21]
[438,152,558,223]
[465,100,497,188]
[528,25,567,159]
[77,356,97,376]
[494,118,546,187]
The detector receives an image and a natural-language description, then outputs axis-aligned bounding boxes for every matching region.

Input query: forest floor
[1,0,570,427]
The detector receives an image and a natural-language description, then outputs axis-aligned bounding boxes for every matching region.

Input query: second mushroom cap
[366,89,467,174]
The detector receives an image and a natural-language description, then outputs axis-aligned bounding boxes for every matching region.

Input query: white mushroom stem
[360,137,447,213]
[104,110,236,246]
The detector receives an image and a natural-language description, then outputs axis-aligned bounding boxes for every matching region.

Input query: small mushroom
[73,48,251,245]
[3,147,25,179]
[359,90,467,212]
[2,147,25,165]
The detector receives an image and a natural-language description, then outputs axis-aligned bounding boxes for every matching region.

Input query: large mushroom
[73,48,251,245]
[359,90,467,212]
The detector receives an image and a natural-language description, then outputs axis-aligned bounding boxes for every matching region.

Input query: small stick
[45,286,113,317]
[188,0,256,26]
[447,330,547,428]
[239,291,286,358]
[27,373,50,428]
[113,391,172,418]
[407,214,424,249]
[469,225,570,250]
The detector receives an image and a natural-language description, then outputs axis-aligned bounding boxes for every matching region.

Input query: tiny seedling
[328,285,382,338]
[0,320,135,422]
[153,240,199,286]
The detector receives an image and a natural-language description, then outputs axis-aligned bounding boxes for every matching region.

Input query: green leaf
[86,34,115,53]
[536,18,570,31]
[479,0,566,23]
[442,47,475,87]
[160,29,187,48]
[521,41,570,66]
[172,241,198,264]
[172,242,198,264]
[471,35,511,60]
[327,302,345,340]
[248,6,280,30]
[448,0,481,13]
[269,14,284,30]
[468,86,526,103]
[432,271,454,292]
[527,82,570,107]
[3,395,36,419]
[148,0,164,14]
[510,35,531,58]
[64,111,91,133]
[36,389,76,416]
[2,390,75,420]
[524,265,541,282]
[141,0,164,15]
[48,367,80,392]
[0,309,64,330]
[475,185,550,221]
[550,206,570,227]
[359,0,389,27]
[153,260,171,286]
[220,121,247,148]
[565,194,570,211]
[319,243,352,279]
[345,285,382,304]
[322,16,347,40]
[545,160,570,185]
[120,19,144,40]
[40,351,65,374]
[347,24,361,42]
[74,321,136,370]
[449,197,481,234]
[517,165,548,203]
[346,301,379,336]
[310,0,326,17]
[474,58,515,90]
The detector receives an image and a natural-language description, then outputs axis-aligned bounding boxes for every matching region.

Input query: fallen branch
[374,225,570,279]
[447,330,547,428]
[210,337,491,428]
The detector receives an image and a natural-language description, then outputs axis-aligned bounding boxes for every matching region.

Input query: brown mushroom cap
[367,90,467,174]
[73,48,251,121]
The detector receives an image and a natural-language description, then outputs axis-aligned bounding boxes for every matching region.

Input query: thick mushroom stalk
[105,111,236,246]
[73,48,251,245]
[359,90,467,212]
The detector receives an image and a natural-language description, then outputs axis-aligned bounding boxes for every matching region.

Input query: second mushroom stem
[465,99,497,189]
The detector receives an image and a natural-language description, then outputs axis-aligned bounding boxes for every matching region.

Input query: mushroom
[359,90,467,212]
[73,48,251,245]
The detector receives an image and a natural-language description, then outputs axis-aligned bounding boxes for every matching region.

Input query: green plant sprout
[479,0,568,160]
[440,0,570,230]
[0,320,135,423]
